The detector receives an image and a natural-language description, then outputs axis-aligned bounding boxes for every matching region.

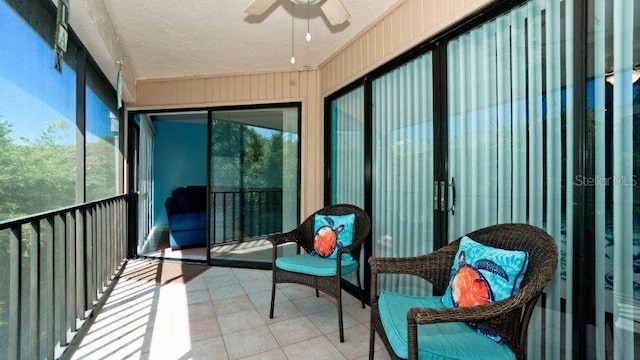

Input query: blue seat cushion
[275,254,358,277]
[168,212,206,232]
[378,291,516,360]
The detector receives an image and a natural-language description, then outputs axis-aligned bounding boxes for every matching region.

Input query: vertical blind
[329,86,365,285]
[137,114,155,252]
[591,0,638,358]
[326,0,638,356]
[330,86,365,207]
[446,0,569,357]
[372,53,434,296]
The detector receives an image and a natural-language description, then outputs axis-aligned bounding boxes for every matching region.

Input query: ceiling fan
[244,0,350,26]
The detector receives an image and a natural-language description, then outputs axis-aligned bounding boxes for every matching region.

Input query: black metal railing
[210,189,282,245]
[0,194,134,360]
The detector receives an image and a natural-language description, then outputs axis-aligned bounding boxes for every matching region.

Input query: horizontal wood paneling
[133,69,323,217]
[320,0,494,95]
[131,0,494,216]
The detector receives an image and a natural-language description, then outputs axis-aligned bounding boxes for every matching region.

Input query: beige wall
[133,70,323,217]
[320,0,493,95]
[131,0,493,216]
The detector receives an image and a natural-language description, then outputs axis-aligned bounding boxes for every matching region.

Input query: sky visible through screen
[0,1,113,145]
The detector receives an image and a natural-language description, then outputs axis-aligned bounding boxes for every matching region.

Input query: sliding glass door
[588,0,639,358]
[329,86,365,207]
[371,53,435,296]
[328,86,366,287]
[209,106,300,264]
[446,1,570,356]
[326,0,638,356]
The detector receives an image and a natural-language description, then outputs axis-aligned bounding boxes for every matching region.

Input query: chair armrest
[407,295,523,325]
[267,228,303,247]
[369,253,452,289]
[336,241,362,259]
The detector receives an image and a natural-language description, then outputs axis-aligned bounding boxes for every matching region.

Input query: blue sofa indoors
[164,186,207,249]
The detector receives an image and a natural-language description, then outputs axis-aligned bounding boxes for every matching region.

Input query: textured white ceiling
[98,0,398,81]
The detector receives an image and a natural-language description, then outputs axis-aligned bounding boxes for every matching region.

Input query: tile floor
[71,259,392,360]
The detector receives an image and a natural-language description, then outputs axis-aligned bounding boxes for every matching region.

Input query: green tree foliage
[210,121,296,191]
[0,119,75,220]
[0,119,120,219]
[86,135,117,201]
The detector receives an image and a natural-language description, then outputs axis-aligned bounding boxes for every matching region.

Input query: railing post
[44,217,55,360]
[128,193,138,259]
[76,208,86,320]
[2,195,131,359]
[55,213,68,348]
[9,226,22,360]
[68,211,77,330]
[29,221,40,360]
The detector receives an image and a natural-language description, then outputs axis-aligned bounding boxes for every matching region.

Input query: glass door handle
[434,178,455,214]
[449,177,456,215]
[434,181,446,211]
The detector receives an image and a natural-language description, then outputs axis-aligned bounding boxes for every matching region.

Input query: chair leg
[369,326,375,360]
[357,271,365,309]
[269,273,277,319]
[338,292,344,343]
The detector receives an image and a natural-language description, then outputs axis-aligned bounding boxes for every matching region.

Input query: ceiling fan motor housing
[291,0,322,5]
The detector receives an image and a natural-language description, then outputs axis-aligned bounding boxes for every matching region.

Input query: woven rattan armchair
[369,223,558,360]
[268,204,371,342]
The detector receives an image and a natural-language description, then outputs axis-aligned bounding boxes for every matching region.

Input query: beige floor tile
[293,296,338,315]
[306,308,360,335]
[186,301,216,320]
[184,274,208,291]
[187,288,212,305]
[233,267,271,283]
[190,336,229,360]
[282,335,348,360]
[188,315,223,341]
[203,266,237,278]
[268,316,323,347]
[238,348,288,360]
[241,279,274,294]
[209,283,246,300]
[217,308,265,335]
[223,326,280,360]
[341,290,365,306]
[280,284,317,300]
[344,303,371,324]
[248,288,287,308]
[206,272,240,288]
[257,301,306,326]
[355,348,393,360]
[212,294,255,315]
[328,324,383,359]
[72,262,379,360]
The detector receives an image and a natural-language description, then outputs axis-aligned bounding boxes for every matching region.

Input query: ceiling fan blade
[244,0,278,16]
[320,0,350,25]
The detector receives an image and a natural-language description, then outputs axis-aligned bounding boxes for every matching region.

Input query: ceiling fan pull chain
[290,2,296,64]
[306,4,311,42]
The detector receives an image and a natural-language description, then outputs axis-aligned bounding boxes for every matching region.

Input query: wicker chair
[268,204,371,342]
[369,223,558,360]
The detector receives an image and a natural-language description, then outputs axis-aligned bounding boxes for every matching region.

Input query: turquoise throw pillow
[311,213,355,260]
[441,236,529,341]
